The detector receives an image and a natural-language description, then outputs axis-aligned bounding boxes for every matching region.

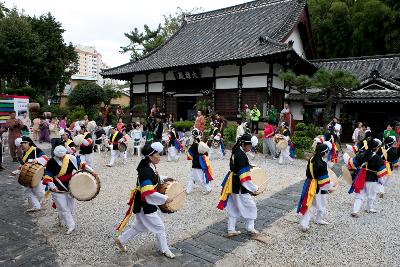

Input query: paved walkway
[132,181,303,267]
[0,152,58,266]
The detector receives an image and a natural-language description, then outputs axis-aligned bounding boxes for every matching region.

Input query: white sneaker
[66,227,75,235]
[315,220,330,225]
[226,230,241,237]
[366,209,378,213]
[114,238,127,252]
[163,250,175,259]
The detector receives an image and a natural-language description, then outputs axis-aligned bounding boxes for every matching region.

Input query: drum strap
[54,176,69,192]
[22,146,35,163]
[111,131,118,143]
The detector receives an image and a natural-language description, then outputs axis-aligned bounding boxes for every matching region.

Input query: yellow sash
[65,139,73,147]
[22,146,35,163]
[111,131,118,142]
[56,156,70,178]
[305,158,318,210]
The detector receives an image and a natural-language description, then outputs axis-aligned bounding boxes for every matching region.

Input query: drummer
[167,125,181,162]
[217,134,259,237]
[297,143,334,232]
[15,136,49,212]
[76,125,94,167]
[106,126,127,167]
[43,145,94,234]
[60,129,76,155]
[114,142,175,259]
[278,122,294,165]
[186,128,213,194]
[343,139,387,217]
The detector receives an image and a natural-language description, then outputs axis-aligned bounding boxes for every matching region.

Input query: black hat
[141,142,163,157]
[367,138,381,151]
[240,133,252,144]
[384,136,396,146]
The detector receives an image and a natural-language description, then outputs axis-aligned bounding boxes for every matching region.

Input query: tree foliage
[103,84,122,105]
[120,7,201,61]
[309,0,400,58]
[0,4,78,102]
[68,81,105,110]
[279,69,359,123]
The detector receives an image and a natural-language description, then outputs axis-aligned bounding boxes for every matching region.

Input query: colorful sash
[351,167,367,193]
[199,155,213,183]
[116,188,139,235]
[327,136,338,163]
[297,159,318,215]
[111,131,118,144]
[22,146,35,163]
[217,171,233,210]
[187,148,194,160]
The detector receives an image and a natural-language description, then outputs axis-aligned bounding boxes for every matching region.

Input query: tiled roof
[102,0,310,78]
[311,54,400,81]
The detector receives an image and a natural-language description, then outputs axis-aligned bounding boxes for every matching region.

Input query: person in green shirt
[250,104,261,134]
[268,105,277,124]
[383,123,398,139]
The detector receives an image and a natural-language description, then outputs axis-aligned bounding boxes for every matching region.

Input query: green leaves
[68,81,104,109]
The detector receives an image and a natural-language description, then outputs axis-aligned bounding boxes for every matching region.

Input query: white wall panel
[285,27,306,58]
[132,84,145,94]
[166,71,175,80]
[216,77,238,89]
[216,65,239,77]
[149,83,162,92]
[201,67,213,77]
[243,76,268,88]
[290,101,304,120]
[132,74,146,83]
[148,72,163,82]
[272,76,285,89]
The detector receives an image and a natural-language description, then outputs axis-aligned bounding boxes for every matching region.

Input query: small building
[287,54,400,139]
[101,0,317,120]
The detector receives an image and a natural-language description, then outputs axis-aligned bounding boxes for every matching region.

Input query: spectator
[117,118,125,133]
[263,121,276,159]
[194,110,205,133]
[243,104,251,123]
[39,116,50,143]
[236,120,247,141]
[49,117,61,156]
[280,102,293,132]
[250,104,261,134]
[153,116,163,142]
[20,111,31,130]
[5,111,23,161]
[59,116,67,130]
[166,113,174,126]
[116,105,123,119]
[383,123,398,139]
[150,104,157,117]
[32,117,41,141]
[268,105,277,124]
[352,122,363,144]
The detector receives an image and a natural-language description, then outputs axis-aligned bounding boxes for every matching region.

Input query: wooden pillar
[237,64,243,117]
[129,77,134,109]
[145,73,149,115]
[211,67,216,113]
[267,63,273,109]
[161,72,167,116]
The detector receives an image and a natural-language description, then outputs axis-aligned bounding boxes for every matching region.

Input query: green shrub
[291,135,313,151]
[305,124,323,138]
[40,105,69,118]
[69,108,86,122]
[295,122,306,131]
[172,121,193,131]
[295,148,305,159]
[223,124,237,143]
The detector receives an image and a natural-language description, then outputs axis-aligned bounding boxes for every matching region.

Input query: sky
[7,0,247,68]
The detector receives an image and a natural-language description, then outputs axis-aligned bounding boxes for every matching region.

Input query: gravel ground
[216,168,400,267]
[32,147,307,266]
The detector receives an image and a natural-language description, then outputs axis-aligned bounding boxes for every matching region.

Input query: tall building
[74,44,118,86]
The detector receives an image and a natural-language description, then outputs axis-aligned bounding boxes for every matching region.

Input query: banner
[0,95,29,125]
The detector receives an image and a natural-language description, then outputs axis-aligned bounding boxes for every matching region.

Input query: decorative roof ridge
[186,0,292,22]
[258,35,289,47]
[310,54,400,63]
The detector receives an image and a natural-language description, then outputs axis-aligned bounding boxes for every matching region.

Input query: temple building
[101,0,316,120]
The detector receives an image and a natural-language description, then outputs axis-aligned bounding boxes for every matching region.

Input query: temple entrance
[176,96,197,121]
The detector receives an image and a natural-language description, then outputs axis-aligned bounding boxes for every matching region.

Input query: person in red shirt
[263,121,277,159]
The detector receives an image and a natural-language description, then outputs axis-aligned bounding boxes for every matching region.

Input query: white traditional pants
[109,149,126,166]
[118,211,170,253]
[80,153,93,167]
[25,183,44,209]
[227,193,257,232]
[186,168,211,193]
[167,146,179,161]
[353,182,379,213]
[300,192,327,228]
[263,138,276,157]
[279,146,292,164]
[52,192,75,229]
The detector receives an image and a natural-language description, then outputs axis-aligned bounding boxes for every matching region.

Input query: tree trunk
[323,90,334,127]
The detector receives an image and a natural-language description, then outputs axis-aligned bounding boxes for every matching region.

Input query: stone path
[0,153,58,267]
[132,181,303,267]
